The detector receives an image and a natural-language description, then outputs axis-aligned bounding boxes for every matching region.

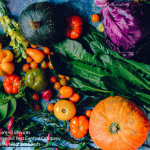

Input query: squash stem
[30,20,40,30]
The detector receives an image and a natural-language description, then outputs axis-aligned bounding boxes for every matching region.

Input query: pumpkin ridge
[117,97,136,124]
[93,106,110,124]
[119,130,138,149]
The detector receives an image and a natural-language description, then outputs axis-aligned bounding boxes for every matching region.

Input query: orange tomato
[41,61,48,69]
[34,104,40,111]
[32,93,40,101]
[47,103,55,112]
[48,61,54,69]
[26,56,33,63]
[58,74,65,79]
[43,47,50,54]
[54,100,76,121]
[69,93,80,103]
[70,116,89,139]
[50,76,57,83]
[60,86,74,98]
[30,61,38,69]
[22,64,30,72]
[91,14,100,22]
[86,110,92,118]
[60,78,67,86]
[30,44,38,48]
[54,82,61,89]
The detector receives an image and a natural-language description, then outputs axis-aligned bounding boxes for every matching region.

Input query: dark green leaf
[102,76,134,98]
[112,51,150,76]
[53,38,103,67]
[77,96,103,107]
[90,41,111,55]
[118,63,150,90]
[0,96,13,106]
[0,103,8,121]
[6,98,16,118]
[68,77,109,95]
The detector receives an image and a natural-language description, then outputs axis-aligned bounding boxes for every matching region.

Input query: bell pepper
[0,50,15,76]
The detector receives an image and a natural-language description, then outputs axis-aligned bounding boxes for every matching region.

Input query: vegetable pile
[0,0,150,149]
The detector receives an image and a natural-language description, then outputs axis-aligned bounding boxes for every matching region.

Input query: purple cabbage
[100,1,150,58]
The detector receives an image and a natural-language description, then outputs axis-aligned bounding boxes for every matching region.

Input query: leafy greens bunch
[51,25,150,112]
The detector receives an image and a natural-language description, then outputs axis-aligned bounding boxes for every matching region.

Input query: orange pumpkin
[89,96,150,150]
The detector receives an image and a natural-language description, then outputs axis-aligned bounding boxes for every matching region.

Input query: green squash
[25,68,47,92]
[19,2,64,46]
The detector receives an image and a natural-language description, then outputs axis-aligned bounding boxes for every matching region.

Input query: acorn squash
[19,2,64,47]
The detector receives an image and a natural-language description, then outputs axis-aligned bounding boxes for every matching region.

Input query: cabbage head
[100,1,150,58]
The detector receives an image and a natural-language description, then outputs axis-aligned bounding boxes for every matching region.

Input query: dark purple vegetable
[100,1,150,58]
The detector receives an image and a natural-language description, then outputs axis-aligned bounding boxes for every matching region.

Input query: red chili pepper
[5,136,11,146]
[18,131,23,141]
[47,133,50,142]
[0,128,3,142]
[8,116,13,130]
[8,129,13,136]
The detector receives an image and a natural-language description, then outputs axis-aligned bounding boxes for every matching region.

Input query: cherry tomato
[54,82,61,89]
[43,47,50,54]
[60,86,74,98]
[86,109,92,118]
[65,76,70,81]
[50,76,57,83]
[41,61,48,69]
[69,93,80,103]
[26,56,33,63]
[47,103,55,112]
[48,61,54,69]
[30,44,38,48]
[60,78,67,86]
[30,61,38,69]
[54,100,76,121]
[91,14,100,22]
[32,93,40,101]
[34,104,40,111]
[22,64,30,72]
[58,74,65,79]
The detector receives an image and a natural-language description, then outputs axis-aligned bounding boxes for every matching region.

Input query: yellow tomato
[54,100,76,121]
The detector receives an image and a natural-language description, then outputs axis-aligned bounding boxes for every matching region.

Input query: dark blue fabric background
[0,0,150,150]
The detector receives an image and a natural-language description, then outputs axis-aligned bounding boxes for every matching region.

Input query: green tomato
[25,68,47,92]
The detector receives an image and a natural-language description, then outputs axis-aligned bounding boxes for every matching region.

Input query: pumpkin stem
[30,21,40,30]
[109,122,120,134]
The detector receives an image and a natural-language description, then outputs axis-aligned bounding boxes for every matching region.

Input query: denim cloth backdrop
[0,0,150,150]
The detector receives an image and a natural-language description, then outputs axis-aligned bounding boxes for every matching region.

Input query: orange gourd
[26,48,45,63]
[89,96,150,150]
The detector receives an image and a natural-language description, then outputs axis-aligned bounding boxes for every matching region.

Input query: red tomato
[50,76,57,83]
[64,16,83,39]
[69,93,80,103]
[32,93,40,101]
[3,74,22,94]
[42,47,50,54]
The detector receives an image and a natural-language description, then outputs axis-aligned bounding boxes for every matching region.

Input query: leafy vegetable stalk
[0,0,28,62]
